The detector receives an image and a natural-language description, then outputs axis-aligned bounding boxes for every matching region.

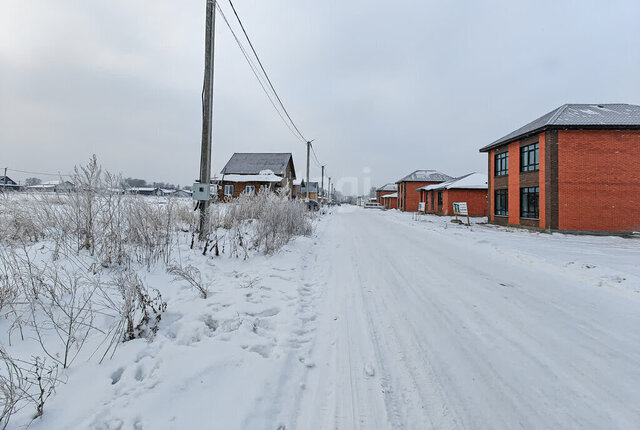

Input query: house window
[224,184,234,196]
[495,189,508,216]
[437,191,443,209]
[495,151,508,176]
[521,143,539,172]
[520,187,539,219]
[244,185,256,195]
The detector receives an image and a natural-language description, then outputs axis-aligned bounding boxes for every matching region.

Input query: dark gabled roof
[480,104,640,152]
[221,153,295,178]
[376,183,397,192]
[0,176,17,185]
[300,182,319,193]
[396,170,453,183]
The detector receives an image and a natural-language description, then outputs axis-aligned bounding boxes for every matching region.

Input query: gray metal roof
[376,183,397,192]
[300,182,319,193]
[221,153,294,177]
[396,170,453,183]
[480,104,640,152]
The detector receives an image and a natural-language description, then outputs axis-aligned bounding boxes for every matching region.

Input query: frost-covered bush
[208,188,313,255]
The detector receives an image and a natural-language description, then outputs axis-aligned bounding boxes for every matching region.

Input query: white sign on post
[453,202,470,226]
[453,202,468,216]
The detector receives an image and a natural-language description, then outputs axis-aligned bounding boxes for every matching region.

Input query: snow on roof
[417,172,488,191]
[396,170,453,183]
[376,183,397,192]
[380,192,398,198]
[481,104,640,151]
[221,153,294,177]
[215,173,284,183]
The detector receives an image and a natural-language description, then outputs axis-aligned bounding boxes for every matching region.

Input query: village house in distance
[214,153,296,200]
[396,170,453,212]
[480,104,640,233]
[417,172,488,216]
[376,183,398,209]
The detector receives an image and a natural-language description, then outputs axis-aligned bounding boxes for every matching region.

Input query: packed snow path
[270,207,640,429]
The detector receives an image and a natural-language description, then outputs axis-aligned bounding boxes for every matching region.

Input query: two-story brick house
[479,104,640,233]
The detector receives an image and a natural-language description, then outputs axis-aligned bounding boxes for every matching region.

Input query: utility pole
[3,167,7,189]
[328,176,331,203]
[305,141,311,201]
[198,0,216,240]
[320,165,325,201]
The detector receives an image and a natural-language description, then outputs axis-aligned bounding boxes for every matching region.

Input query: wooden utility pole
[328,176,331,203]
[198,0,216,240]
[320,165,325,201]
[305,141,311,201]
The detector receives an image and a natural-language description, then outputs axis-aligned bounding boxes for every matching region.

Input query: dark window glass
[437,191,443,206]
[520,143,539,172]
[520,187,539,218]
[495,152,508,176]
[495,189,508,216]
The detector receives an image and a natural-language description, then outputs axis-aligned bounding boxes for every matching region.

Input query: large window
[244,185,255,195]
[495,152,508,176]
[437,191,443,210]
[224,184,234,196]
[520,187,539,219]
[520,143,539,172]
[495,189,508,216]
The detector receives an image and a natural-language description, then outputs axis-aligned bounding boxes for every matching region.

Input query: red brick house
[380,192,398,209]
[376,183,397,204]
[215,153,296,200]
[417,173,488,216]
[396,170,453,212]
[479,104,640,233]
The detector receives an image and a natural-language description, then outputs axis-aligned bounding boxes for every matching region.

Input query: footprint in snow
[364,363,376,377]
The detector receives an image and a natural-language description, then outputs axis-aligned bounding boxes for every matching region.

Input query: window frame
[224,184,234,197]
[244,185,256,195]
[520,186,540,219]
[494,189,508,216]
[520,142,539,172]
[495,151,509,177]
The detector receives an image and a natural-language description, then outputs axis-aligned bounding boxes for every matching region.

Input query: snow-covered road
[275,207,640,429]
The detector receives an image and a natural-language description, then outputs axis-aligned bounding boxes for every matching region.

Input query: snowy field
[3,204,640,429]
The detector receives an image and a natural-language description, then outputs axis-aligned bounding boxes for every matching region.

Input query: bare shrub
[29,267,99,369]
[167,264,209,299]
[100,270,167,359]
[0,349,60,429]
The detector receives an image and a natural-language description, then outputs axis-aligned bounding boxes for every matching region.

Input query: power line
[215,3,306,144]
[225,0,309,144]
[6,168,72,177]
[310,143,323,168]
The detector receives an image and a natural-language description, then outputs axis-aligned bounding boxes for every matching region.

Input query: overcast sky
[1,0,639,194]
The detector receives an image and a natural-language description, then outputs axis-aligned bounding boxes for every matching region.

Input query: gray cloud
[1,0,639,192]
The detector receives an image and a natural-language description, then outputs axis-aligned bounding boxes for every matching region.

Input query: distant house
[215,153,296,200]
[479,104,640,233]
[299,181,319,201]
[380,192,398,209]
[417,173,488,216]
[165,189,192,198]
[376,183,397,203]
[27,180,75,193]
[126,187,164,196]
[396,170,453,212]
[0,176,20,192]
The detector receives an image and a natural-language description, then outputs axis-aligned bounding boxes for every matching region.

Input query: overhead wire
[215,3,306,144]
[226,0,309,144]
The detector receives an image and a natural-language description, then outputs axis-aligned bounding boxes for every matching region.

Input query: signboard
[452,202,468,216]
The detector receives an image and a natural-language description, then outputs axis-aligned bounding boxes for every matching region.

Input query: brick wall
[507,141,520,225]
[441,189,488,216]
[218,181,272,200]
[398,181,441,212]
[557,129,640,232]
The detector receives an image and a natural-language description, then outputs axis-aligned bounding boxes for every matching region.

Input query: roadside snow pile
[0,157,315,429]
